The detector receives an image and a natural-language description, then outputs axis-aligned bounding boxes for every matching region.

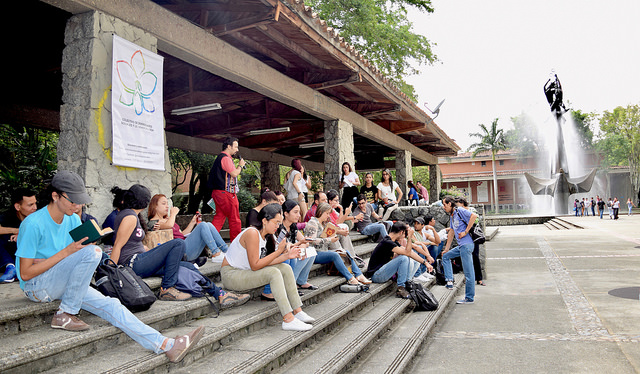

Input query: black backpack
[434,259,447,285]
[94,258,156,313]
[405,281,439,311]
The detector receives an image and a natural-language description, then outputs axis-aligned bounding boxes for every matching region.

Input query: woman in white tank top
[220,203,316,331]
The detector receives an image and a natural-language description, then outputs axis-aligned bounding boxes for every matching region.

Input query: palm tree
[468,118,507,213]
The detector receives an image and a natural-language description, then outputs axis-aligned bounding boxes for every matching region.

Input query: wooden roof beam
[256,24,329,69]
[209,6,280,37]
[227,31,290,68]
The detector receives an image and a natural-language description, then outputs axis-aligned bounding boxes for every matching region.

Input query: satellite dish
[424,99,445,119]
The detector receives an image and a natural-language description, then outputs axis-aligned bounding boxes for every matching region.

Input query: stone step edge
[0,275,346,373]
[382,273,465,374]
[0,242,377,331]
[100,279,394,374]
[554,217,584,229]
[221,281,396,374]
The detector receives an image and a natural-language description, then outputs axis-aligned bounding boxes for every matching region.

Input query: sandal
[260,294,275,301]
[356,275,372,285]
[477,280,486,286]
[348,277,361,285]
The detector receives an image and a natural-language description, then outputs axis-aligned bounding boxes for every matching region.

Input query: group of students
[573,196,635,220]
[3,168,485,363]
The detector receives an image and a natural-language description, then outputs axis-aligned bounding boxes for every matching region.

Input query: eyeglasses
[60,194,78,205]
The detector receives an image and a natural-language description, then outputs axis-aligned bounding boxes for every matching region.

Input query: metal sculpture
[524,73,596,214]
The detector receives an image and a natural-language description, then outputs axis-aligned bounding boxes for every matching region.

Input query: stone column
[428,164,441,203]
[59,11,171,221]
[324,119,354,193]
[395,150,412,205]
[260,161,280,192]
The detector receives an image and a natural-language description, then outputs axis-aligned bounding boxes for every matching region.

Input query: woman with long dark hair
[377,169,402,221]
[110,185,191,301]
[339,162,360,210]
[221,203,316,331]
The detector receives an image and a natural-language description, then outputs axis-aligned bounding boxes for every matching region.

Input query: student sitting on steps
[16,170,203,362]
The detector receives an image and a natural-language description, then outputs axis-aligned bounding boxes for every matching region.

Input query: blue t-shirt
[15,206,82,289]
[408,187,419,200]
[450,207,473,246]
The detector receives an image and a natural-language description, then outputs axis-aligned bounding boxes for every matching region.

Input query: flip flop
[297,284,318,290]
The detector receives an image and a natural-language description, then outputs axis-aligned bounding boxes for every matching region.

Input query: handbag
[458,210,485,244]
[94,258,156,313]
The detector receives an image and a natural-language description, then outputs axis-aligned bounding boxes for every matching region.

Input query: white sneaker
[210,253,225,263]
[282,318,312,331]
[414,273,434,283]
[294,311,316,323]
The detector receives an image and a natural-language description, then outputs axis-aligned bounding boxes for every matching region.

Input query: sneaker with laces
[210,252,225,263]
[445,281,454,290]
[282,317,312,331]
[51,312,90,331]
[219,291,250,309]
[456,298,474,304]
[159,287,192,301]
[165,326,205,363]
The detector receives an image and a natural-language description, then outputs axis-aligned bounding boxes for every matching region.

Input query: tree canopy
[596,103,640,195]
[305,0,437,101]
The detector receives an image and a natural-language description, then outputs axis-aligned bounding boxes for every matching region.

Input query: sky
[405,0,640,152]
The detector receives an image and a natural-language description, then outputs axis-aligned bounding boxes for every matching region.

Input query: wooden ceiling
[154,0,459,164]
[1,0,459,168]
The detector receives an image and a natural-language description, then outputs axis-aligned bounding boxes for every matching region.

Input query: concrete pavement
[411,214,640,373]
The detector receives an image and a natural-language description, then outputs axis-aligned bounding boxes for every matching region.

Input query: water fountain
[524,73,597,215]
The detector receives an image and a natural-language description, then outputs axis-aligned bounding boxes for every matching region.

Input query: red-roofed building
[437,150,631,211]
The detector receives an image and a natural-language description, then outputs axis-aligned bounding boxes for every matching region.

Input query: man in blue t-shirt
[16,170,203,362]
[441,196,478,304]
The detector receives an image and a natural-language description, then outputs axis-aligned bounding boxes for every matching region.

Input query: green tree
[0,124,58,207]
[570,109,595,149]
[505,112,541,162]
[305,0,437,101]
[468,118,507,213]
[598,104,640,196]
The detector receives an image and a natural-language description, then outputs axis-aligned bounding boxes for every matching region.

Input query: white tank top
[225,227,266,270]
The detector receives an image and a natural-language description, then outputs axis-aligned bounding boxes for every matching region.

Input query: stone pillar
[429,164,441,203]
[395,150,412,205]
[59,11,171,221]
[324,119,354,193]
[260,161,280,192]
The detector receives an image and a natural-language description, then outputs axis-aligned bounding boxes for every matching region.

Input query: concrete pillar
[59,11,171,221]
[260,161,280,192]
[324,119,354,193]
[395,150,412,205]
[429,164,441,203]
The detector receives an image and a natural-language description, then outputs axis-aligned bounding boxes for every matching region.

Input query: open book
[70,219,113,245]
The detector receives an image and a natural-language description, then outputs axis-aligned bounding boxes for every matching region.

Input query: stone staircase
[543,217,584,230]
[0,232,465,374]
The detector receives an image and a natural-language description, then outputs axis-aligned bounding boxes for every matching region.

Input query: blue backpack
[175,263,220,316]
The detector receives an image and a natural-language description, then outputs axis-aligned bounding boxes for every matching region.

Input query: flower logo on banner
[116,50,158,115]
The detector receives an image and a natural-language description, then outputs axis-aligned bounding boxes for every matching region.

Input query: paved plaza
[413,213,640,373]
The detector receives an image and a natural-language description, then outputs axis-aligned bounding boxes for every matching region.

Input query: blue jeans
[371,255,411,287]
[360,222,391,238]
[22,245,167,353]
[314,251,362,281]
[442,242,475,301]
[131,239,186,289]
[183,222,228,261]
[600,208,604,219]
[0,237,14,268]
[415,241,445,276]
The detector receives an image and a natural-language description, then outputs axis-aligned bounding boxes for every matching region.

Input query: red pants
[211,190,242,242]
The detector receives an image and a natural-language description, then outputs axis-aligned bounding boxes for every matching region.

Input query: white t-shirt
[437,228,448,242]
[342,172,359,187]
[285,170,301,200]
[377,181,399,202]
[422,227,436,243]
[299,174,309,193]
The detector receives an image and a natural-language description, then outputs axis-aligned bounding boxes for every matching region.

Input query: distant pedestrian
[627,198,635,216]
[597,198,605,219]
[613,198,620,220]
[590,197,596,216]
[607,198,613,219]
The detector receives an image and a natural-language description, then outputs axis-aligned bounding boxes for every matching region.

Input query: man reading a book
[15,170,203,362]
[0,188,37,283]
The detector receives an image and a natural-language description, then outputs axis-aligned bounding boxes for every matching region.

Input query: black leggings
[341,186,359,210]
[472,242,482,282]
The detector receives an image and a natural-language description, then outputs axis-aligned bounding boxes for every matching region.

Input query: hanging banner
[111,35,165,170]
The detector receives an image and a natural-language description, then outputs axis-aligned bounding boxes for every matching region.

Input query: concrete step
[276,274,464,374]
[554,217,584,229]
[0,242,377,373]
[544,221,561,230]
[347,274,464,374]
[174,281,396,374]
[0,242,376,339]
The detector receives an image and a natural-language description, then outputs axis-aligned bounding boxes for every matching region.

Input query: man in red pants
[208,137,245,242]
